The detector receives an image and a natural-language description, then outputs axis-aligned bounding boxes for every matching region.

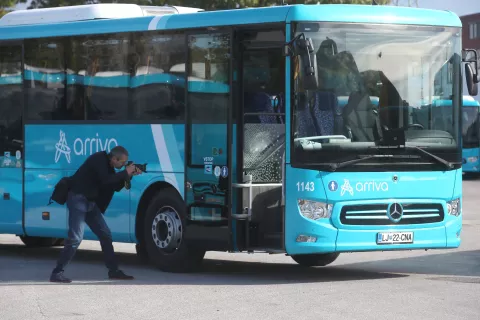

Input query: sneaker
[50,271,72,283]
[108,269,134,280]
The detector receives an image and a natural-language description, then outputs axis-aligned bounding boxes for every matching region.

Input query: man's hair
[109,146,129,159]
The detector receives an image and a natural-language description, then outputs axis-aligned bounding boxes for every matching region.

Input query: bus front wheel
[135,243,149,263]
[143,188,205,273]
[291,253,340,267]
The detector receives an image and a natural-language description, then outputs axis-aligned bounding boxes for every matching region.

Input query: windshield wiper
[404,145,455,169]
[329,154,396,171]
[311,146,457,172]
[375,145,456,169]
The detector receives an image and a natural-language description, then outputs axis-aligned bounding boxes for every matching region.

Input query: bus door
[185,30,234,251]
[231,28,286,252]
[0,42,24,235]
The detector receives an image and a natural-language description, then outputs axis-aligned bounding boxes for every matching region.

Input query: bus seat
[244,91,277,124]
[295,93,318,137]
[272,92,285,124]
[342,91,381,142]
[311,91,336,136]
[333,96,346,136]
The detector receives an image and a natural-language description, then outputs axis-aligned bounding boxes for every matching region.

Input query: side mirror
[463,49,479,96]
[296,37,318,90]
[465,63,479,96]
[285,33,318,91]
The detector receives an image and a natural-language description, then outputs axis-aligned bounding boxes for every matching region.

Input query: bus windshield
[462,106,479,148]
[292,22,462,171]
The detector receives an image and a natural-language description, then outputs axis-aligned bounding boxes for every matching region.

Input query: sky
[392,0,480,17]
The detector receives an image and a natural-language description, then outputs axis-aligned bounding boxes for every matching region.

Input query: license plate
[376,232,413,244]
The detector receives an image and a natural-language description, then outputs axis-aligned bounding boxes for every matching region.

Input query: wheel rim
[151,206,182,253]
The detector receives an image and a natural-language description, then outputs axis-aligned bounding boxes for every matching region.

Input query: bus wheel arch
[135,181,176,262]
[291,252,340,267]
[141,187,205,273]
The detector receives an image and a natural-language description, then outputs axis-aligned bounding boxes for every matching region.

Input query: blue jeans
[53,192,119,274]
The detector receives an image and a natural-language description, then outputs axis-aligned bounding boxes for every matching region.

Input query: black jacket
[69,151,129,213]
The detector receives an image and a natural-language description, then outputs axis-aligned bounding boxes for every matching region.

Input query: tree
[0,0,26,17]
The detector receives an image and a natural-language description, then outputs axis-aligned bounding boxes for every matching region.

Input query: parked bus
[0,3,478,272]
[461,96,480,175]
[414,95,480,175]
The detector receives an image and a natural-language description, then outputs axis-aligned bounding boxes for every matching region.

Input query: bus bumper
[334,222,461,252]
[286,215,462,255]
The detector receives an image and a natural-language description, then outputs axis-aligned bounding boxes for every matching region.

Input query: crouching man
[50,146,142,283]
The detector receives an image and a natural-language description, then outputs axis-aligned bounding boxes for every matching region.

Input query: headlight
[468,157,478,163]
[447,198,461,216]
[297,199,332,220]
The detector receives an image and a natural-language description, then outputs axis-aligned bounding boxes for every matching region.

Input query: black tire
[291,252,340,267]
[143,188,205,273]
[463,172,480,180]
[135,243,149,263]
[19,236,57,247]
[53,238,65,246]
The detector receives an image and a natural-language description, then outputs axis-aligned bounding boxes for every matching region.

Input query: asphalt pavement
[0,178,479,320]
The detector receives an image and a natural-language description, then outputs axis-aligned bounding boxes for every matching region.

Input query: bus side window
[83,33,130,121]
[24,38,69,121]
[132,33,186,121]
[65,38,86,121]
[0,45,23,165]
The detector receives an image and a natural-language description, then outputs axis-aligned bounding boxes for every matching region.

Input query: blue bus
[412,95,480,175]
[0,3,478,272]
[461,96,480,174]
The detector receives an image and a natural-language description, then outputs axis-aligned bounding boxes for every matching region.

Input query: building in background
[462,13,480,54]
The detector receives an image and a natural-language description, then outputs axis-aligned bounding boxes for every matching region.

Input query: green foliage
[0,0,26,17]
[0,0,19,6]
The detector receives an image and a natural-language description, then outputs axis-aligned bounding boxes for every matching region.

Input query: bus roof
[0,3,462,41]
[0,4,204,26]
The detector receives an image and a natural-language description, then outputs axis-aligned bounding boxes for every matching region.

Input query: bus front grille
[339,203,444,225]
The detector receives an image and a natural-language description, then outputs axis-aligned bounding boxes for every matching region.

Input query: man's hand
[133,167,143,176]
[126,164,143,177]
[126,164,136,177]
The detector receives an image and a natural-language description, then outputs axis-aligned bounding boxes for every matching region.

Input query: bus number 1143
[297,181,315,192]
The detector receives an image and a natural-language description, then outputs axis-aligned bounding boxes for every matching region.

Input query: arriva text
[356,181,388,192]
[338,179,389,196]
[74,133,118,156]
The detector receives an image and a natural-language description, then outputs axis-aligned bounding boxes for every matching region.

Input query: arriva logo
[340,179,354,196]
[356,181,388,192]
[54,131,118,163]
[55,130,71,163]
[340,179,389,196]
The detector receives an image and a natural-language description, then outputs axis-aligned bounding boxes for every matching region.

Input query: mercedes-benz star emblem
[387,202,403,222]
